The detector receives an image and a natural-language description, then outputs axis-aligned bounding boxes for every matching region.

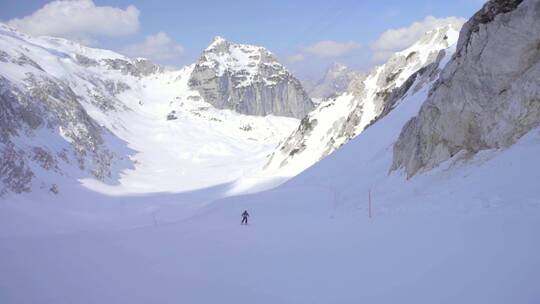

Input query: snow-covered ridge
[260,23,461,178]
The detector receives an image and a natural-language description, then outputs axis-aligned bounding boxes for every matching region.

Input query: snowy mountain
[188,36,314,118]
[0,24,300,196]
[1,1,540,303]
[261,23,461,177]
[307,62,364,100]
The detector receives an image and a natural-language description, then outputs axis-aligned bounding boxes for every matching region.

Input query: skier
[241,210,250,225]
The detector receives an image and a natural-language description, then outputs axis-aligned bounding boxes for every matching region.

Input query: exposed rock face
[0,75,115,195]
[263,24,461,176]
[0,24,135,195]
[308,62,364,100]
[391,0,539,177]
[188,37,314,118]
[103,58,163,77]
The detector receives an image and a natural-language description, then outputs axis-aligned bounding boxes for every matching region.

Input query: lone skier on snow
[241,210,250,225]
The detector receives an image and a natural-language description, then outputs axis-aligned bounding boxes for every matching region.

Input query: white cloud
[302,40,361,58]
[287,53,305,63]
[370,16,466,61]
[7,0,139,44]
[122,32,184,62]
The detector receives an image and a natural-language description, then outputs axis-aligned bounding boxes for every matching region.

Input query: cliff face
[392,0,540,177]
[188,37,314,118]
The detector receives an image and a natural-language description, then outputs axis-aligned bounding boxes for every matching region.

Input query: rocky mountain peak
[205,35,229,52]
[188,38,314,118]
[211,35,226,44]
[328,62,348,72]
[307,62,363,100]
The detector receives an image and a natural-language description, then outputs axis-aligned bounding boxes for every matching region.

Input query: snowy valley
[0,25,300,196]
[1,0,540,303]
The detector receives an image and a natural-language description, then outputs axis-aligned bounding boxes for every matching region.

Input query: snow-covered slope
[1,1,539,302]
[188,36,314,118]
[0,24,299,196]
[261,24,461,178]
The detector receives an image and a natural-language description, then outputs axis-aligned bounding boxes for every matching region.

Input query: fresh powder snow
[1,1,539,303]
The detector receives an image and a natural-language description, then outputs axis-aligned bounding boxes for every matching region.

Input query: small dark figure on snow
[241,210,250,225]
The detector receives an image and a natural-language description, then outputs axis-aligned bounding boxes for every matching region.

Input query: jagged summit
[188,37,314,118]
[396,24,461,60]
[211,35,226,43]
[307,62,363,100]
[206,35,228,51]
[197,37,279,85]
[328,62,348,72]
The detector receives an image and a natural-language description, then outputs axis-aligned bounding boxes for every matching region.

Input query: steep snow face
[188,37,314,118]
[260,24,461,178]
[0,25,299,196]
[392,0,539,177]
[308,62,364,100]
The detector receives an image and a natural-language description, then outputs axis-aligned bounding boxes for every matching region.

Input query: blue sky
[0,0,486,78]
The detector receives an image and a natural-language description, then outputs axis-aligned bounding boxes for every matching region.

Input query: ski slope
[1,50,539,303]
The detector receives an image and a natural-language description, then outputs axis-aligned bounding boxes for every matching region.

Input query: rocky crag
[188,37,314,118]
[392,0,540,177]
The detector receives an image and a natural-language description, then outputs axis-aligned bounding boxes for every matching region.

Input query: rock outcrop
[0,74,116,195]
[391,0,539,177]
[188,37,314,118]
[0,24,133,195]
